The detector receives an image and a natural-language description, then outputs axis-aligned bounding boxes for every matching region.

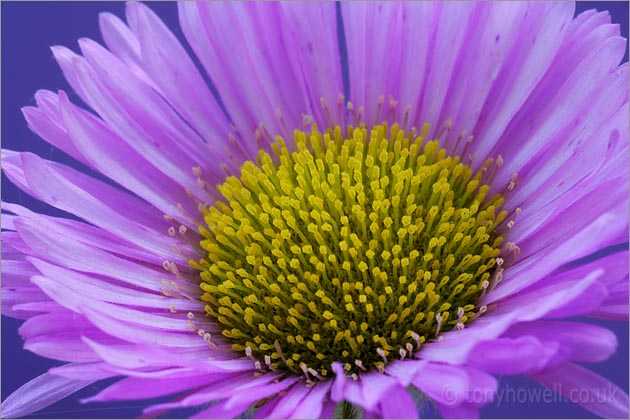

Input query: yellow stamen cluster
[194,123,506,377]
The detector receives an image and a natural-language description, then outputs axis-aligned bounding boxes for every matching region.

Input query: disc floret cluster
[194,123,507,378]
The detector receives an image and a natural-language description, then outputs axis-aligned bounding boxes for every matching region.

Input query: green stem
[340,400,358,419]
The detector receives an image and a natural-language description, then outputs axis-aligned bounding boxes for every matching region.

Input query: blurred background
[2,1,628,418]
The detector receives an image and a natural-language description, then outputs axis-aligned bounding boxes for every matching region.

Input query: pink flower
[2,2,628,418]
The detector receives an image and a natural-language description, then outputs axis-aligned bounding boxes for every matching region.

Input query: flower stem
[339,400,358,419]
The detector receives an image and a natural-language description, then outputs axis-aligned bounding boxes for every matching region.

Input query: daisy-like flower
[2,1,628,418]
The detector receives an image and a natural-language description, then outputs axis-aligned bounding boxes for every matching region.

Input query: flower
[1,1,628,418]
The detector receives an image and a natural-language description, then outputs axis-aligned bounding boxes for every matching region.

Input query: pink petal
[504,320,618,363]
[468,336,561,374]
[377,385,418,418]
[129,3,232,151]
[0,372,95,419]
[289,381,332,419]
[530,362,629,419]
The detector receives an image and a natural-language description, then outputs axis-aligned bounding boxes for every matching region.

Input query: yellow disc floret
[194,123,506,377]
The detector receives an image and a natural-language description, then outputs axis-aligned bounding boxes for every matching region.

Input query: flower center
[195,123,507,378]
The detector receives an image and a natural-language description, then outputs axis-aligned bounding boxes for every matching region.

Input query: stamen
[376,348,388,364]
[411,332,422,350]
[456,307,465,330]
[374,95,385,126]
[265,355,278,372]
[406,342,414,356]
[507,173,519,191]
[300,362,311,380]
[402,105,412,131]
[479,280,490,300]
[354,359,367,372]
[434,313,443,337]
[308,367,326,381]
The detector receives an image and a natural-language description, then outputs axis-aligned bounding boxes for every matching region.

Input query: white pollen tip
[376,348,388,363]
[300,363,310,378]
[308,367,325,380]
[354,359,367,371]
[245,346,252,357]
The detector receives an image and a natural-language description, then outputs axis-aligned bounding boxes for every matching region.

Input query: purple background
[1,1,628,418]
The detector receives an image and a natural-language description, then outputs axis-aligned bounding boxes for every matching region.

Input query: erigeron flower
[2,1,628,418]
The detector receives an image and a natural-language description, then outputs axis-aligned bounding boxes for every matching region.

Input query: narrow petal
[530,363,629,419]
[3,202,164,262]
[504,321,617,363]
[58,91,201,226]
[5,152,173,256]
[377,385,418,418]
[1,372,95,419]
[470,3,574,160]
[468,336,561,374]
[83,374,215,402]
[129,3,232,147]
[190,399,251,419]
[14,218,166,292]
[486,211,622,302]
[491,27,625,186]
[289,381,332,419]
[268,383,311,418]
[79,305,204,348]
[179,1,343,147]
[21,90,92,167]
